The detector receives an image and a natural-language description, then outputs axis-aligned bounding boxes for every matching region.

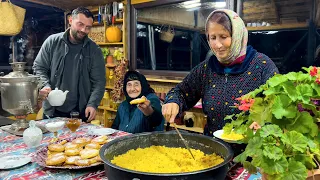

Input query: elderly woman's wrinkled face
[207,22,232,62]
[126,80,142,99]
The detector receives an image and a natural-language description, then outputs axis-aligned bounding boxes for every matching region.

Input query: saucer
[0,155,32,169]
[90,128,116,136]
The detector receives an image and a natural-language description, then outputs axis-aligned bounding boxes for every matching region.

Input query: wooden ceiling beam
[271,0,280,23]
[22,0,61,9]
[22,0,121,11]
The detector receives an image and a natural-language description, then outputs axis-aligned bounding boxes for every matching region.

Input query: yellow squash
[106,26,122,43]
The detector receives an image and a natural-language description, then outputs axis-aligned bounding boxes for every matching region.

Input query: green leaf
[281,81,299,101]
[311,85,320,97]
[263,136,277,145]
[281,131,308,153]
[263,146,283,160]
[311,83,320,97]
[294,154,317,169]
[271,95,297,119]
[224,114,235,121]
[234,152,248,163]
[245,136,263,156]
[296,84,313,104]
[234,124,247,135]
[243,161,258,174]
[267,75,288,87]
[260,124,283,138]
[286,111,319,137]
[268,174,283,180]
[263,87,277,96]
[285,72,298,81]
[222,123,233,134]
[230,117,245,127]
[281,160,307,180]
[302,66,314,73]
[307,139,319,153]
[251,150,264,167]
[260,156,288,175]
[248,97,273,125]
[296,73,312,82]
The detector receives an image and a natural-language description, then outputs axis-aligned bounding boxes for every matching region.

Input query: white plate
[0,155,32,169]
[213,129,243,143]
[90,128,116,136]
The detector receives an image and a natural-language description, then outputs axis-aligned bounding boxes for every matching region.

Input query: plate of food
[213,129,244,143]
[33,135,109,169]
[90,128,117,136]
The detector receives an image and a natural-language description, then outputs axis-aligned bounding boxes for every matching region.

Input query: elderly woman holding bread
[111,71,165,133]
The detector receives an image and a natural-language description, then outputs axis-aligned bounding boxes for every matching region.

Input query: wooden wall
[137,6,206,30]
[242,0,311,25]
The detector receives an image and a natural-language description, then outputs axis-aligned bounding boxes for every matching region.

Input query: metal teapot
[47,88,69,106]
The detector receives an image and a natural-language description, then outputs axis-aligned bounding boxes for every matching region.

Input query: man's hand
[85,106,96,122]
[39,87,51,100]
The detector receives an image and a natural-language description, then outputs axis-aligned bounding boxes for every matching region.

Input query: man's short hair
[72,7,94,19]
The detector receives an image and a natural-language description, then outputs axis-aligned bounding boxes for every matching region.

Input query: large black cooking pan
[100,131,233,180]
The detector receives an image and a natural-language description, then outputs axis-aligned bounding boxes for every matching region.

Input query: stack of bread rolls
[45,135,108,166]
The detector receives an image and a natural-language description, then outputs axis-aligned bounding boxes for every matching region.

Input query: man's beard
[70,29,87,43]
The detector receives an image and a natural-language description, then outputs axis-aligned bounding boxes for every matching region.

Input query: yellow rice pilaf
[111,145,224,173]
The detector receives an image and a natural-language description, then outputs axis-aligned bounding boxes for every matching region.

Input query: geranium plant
[224,66,320,180]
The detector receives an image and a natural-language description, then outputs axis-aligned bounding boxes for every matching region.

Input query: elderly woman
[111,71,164,133]
[162,9,279,136]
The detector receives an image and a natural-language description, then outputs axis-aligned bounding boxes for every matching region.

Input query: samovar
[0,62,40,131]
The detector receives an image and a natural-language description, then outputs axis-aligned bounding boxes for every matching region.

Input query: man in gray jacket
[33,7,106,122]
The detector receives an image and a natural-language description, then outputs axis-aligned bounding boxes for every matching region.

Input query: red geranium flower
[310,66,318,76]
[234,97,255,112]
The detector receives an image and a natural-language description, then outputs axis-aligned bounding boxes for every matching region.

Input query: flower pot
[307,169,320,180]
[106,55,115,68]
[261,169,320,180]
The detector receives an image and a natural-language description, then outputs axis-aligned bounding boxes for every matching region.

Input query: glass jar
[23,120,42,148]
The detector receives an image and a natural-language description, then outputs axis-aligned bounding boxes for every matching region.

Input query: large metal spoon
[173,123,195,160]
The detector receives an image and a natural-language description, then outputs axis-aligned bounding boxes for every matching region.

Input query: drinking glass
[66,111,81,137]
[45,121,65,143]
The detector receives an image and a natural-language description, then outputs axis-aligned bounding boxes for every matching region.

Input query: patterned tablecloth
[0,118,262,180]
[0,118,129,180]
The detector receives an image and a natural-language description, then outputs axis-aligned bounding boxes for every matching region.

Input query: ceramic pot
[106,56,115,68]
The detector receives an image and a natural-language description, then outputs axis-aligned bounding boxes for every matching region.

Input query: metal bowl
[99,131,233,180]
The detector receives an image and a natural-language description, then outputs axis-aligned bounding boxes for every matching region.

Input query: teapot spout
[64,90,69,95]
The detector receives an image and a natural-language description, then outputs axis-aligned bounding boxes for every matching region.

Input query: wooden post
[307,0,317,66]
[236,0,243,17]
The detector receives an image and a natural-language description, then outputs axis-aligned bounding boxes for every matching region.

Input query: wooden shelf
[169,124,203,133]
[105,85,114,90]
[115,19,123,23]
[92,22,104,26]
[247,22,308,31]
[146,78,182,83]
[98,106,117,112]
[97,42,124,46]
[93,19,123,26]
